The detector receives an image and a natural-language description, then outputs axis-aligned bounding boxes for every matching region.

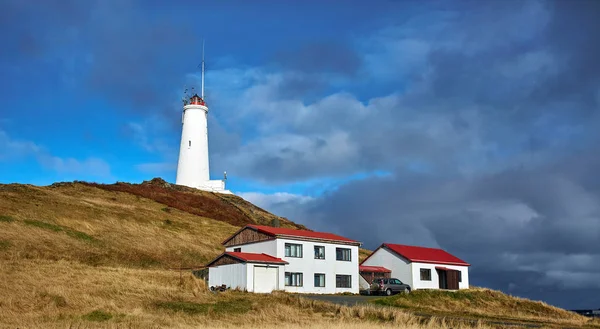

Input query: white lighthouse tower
[175,46,231,194]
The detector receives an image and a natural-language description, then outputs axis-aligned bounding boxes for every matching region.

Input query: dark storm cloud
[0,0,90,61]
[272,150,600,308]
[1,0,198,114]
[240,1,600,308]
[230,0,599,182]
[534,0,600,108]
[267,42,361,99]
[85,5,197,109]
[274,41,361,76]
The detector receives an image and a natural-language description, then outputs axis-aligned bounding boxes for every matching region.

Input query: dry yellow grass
[359,247,372,262]
[0,259,489,329]
[373,287,592,327]
[0,183,239,268]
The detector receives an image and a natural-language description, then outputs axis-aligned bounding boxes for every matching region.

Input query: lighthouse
[175,46,231,194]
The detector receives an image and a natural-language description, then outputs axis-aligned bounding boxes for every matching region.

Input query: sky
[1,0,599,309]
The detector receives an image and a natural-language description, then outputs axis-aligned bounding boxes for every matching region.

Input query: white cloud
[39,156,111,177]
[238,191,314,208]
[0,129,112,179]
[238,191,315,226]
[0,130,41,160]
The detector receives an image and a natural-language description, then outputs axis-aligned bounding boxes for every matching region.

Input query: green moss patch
[82,310,113,322]
[23,220,95,242]
[65,229,94,242]
[154,299,252,315]
[0,240,12,251]
[0,215,15,223]
[24,220,63,232]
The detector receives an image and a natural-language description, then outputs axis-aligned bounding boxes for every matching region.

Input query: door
[446,270,459,290]
[253,266,278,293]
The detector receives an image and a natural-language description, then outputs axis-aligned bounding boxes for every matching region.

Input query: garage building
[207,252,288,293]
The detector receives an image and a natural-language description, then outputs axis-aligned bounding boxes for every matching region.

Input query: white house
[207,224,361,294]
[361,243,470,290]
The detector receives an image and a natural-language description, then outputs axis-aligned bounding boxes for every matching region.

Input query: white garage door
[253,266,278,293]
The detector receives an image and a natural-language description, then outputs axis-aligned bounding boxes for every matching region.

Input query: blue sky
[0,0,421,193]
[2,0,600,309]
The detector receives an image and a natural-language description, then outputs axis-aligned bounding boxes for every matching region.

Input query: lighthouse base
[184,179,232,194]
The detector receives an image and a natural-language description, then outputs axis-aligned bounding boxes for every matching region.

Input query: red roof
[244,225,360,245]
[359,265,391,273]
[225,252,287,264]
[371,243,470,266]
[207,252,287,267]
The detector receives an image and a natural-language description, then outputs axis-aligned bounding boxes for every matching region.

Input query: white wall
[362,248,412,287]
[208,263,247,291]
[410,262,469,290]
[225,240,277,256]
[276,238,359,294]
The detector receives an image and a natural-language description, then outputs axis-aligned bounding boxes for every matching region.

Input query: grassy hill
[0,179,595,328]
[0,178,301,269]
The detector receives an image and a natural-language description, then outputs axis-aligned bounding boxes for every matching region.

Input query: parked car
[369,278,411,296]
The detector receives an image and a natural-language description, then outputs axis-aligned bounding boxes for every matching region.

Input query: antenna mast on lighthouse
[201,39,205,99]
[175,38,231,194]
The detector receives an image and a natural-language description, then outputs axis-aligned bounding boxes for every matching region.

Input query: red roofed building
[361,243,470,290]
[207,224,360,294]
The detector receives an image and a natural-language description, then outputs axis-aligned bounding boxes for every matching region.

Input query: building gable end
[207,254,244,267]
[223,227,274,247]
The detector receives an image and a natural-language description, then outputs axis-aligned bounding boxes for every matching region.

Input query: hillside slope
[0,179,301,268]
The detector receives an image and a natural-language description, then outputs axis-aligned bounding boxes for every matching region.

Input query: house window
[420,269,431,281]
[285,243,303,258]
[314,246,325,259]
[458,271,462,283]
[336,248,351,261]
[336,275,351,288]
[314,273,325,287]
[233,248,241,252]
[285,272,303,286]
